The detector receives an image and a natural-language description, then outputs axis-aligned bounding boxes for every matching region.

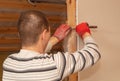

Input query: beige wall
[78,0,120,81]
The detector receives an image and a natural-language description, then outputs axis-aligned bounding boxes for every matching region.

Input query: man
[2,10,101,81]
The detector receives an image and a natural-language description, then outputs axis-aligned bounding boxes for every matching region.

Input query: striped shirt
[2,36,101,81]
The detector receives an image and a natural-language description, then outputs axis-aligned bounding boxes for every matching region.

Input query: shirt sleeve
[53,36,101,79]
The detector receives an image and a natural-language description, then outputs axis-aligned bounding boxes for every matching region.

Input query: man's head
[18,10,50,52]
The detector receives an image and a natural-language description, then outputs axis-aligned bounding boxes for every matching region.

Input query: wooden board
[63,0,78,81]
[0,0,67,52]
[0,0,66,13]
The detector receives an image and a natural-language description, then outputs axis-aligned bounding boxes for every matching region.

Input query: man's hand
[76,22,91,38]
[53,24,71,41]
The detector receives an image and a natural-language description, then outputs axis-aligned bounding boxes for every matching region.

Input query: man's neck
[22,46,44,54]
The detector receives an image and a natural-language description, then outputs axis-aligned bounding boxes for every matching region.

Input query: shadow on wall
[79,61,101,81]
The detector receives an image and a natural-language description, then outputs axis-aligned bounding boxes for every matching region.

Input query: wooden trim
[30,0,66,4]
[0,47,20,52]
[63,0,78,81]
[0,1,66,13]
[66,0,76,27]
[0,13,66,23]
[0,0,67,52]
[0,27,18,34]
[0,38,20,44]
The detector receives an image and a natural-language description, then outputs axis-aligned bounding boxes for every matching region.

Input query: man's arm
[45,36,59,52]
[45,24,71,52]
[52,22,101,79]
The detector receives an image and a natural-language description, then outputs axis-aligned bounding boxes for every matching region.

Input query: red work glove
[76,22,91,37]
[53,24,71,41]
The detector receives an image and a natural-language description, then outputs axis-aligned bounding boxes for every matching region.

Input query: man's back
[3,36,101,81]
[2,50,64,81]
[2,10,101,81]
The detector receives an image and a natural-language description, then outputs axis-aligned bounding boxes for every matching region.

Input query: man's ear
[41,29,47,40]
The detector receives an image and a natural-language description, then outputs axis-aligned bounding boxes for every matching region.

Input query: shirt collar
[18,49,42,56]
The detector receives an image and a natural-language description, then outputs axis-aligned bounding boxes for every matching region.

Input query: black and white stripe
[2,36,101,81]
[70,54,76,74]
[87,46,101,60]
[3,53,59,81]
[84,50,94,65]
[78,52,86,71]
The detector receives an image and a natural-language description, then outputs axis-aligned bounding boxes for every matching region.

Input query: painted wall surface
[78,0,120,81]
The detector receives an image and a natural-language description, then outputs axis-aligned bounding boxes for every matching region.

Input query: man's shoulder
[4,52,17,59]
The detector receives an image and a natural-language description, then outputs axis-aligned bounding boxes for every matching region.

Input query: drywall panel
[78,0,120,81]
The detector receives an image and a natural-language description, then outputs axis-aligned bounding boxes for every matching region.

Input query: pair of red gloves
[53,22,91,41]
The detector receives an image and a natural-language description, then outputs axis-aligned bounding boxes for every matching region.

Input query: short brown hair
[18,10,49,46]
